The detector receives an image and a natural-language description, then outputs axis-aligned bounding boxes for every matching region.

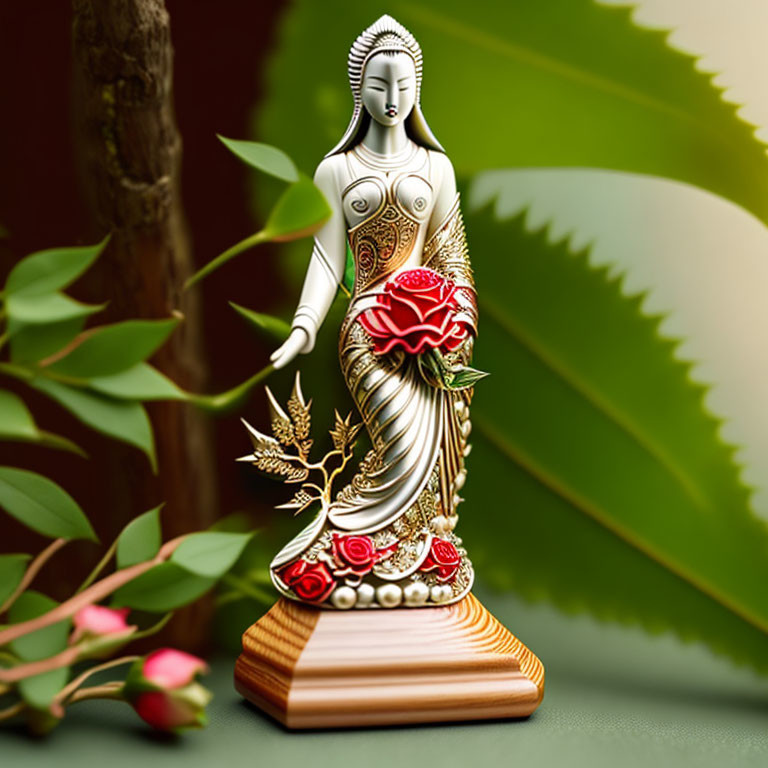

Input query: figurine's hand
[270,328,310,370]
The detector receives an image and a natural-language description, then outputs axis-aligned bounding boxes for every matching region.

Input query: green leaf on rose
[111,562,216,612]
[45,319,179,379]
[9,591,71,709]
[171,531,253,578]
[116,506,163,569]
[0,467,96,541]
[217,135,299,182]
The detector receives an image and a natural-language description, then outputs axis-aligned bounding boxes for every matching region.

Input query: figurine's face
[361,52,416,128]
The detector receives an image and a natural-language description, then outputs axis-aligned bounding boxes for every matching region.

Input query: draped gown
[270,142,478,608]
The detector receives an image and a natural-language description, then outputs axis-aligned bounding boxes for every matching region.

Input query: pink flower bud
[126,648,211,733]
[71,605,134,644]
[142,648,208,689]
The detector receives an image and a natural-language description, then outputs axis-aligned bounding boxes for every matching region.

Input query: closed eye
[367,85,385,92]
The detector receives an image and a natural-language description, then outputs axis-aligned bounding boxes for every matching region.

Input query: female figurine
[257,15,480,610]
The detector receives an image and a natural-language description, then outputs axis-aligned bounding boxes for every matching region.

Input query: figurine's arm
[270,158,347,370]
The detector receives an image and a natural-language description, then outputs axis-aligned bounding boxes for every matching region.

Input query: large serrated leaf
[256,0,768,225]
[460,199,768,672]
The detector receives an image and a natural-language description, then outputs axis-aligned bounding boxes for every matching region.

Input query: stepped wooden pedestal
[234,593,544,729]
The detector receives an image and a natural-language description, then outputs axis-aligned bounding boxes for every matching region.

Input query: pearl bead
[403,581,429,606]
[356,583,375,607]
[331,586,357,610]
[376,583,403,608]
[430,584,453,603]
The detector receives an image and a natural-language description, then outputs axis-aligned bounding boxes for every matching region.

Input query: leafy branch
[239,373,361,514]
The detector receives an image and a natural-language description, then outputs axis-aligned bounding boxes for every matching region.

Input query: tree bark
[71,0,217,647]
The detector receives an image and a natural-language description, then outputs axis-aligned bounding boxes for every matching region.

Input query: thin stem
[55,656,138,708]
[0,700,25,722]
[0,538,67,616]
[220,573,273,604]
[76,538,118,593]
[66,683,124,705]
[0,535,187,647]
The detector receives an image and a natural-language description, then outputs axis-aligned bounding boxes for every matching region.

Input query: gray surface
[3,591,767,768]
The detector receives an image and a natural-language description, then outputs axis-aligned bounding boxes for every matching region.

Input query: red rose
[420,537,462,583]
[331,533,397,578]
[359,267,473,355]
[279,559,336,602]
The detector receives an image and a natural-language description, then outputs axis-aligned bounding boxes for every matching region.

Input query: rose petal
[73,605,131,636]
[143,648,208,690]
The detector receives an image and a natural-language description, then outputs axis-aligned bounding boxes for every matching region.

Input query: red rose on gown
[279,559,336,602]
[331,533,397,578]
[359,267,472,355]
[420,537,462,583]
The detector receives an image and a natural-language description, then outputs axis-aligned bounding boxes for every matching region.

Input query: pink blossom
[126,648,211,732]
[142,648,208,689]
[71,605,134,643]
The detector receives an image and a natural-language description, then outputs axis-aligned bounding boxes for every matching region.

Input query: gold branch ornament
[239,373,362,514]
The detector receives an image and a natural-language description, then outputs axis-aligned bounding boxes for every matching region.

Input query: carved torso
[341,143,436,295]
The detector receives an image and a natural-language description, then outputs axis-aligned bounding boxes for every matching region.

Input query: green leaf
[5,293,105,325]
[46,319,179,379]
[0,467,96,541]
[88,363,186,401]
[257,1,768,225]
[0,389,86,456]
[116,506,162,569]
[186,365,274,412]
[184,175,330,289]
[4,238,108,297]
[461,199,768,673]
[0,390,38,441]
[9,591,71,709]
[171,532,252,578]
[30,377,156,471]
[9,317,85,364]
[218,135,299,182]
[111,562,215,612]
[229,303,291,343]
[0,554,31,607]
[263,174,331,241]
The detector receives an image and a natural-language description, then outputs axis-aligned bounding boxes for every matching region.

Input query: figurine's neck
[361,119,409,156]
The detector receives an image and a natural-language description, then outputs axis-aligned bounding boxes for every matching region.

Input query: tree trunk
[71,0,217,647]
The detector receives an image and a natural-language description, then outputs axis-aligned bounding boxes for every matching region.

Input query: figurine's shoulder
[313,154,346,189]
[427,150,456,195]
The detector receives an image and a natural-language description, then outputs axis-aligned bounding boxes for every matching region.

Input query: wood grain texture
[235,592,544,729]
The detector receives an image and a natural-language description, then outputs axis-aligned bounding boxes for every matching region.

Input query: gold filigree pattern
[350,203,418,294]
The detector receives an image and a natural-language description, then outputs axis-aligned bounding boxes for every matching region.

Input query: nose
[386,82,399,115]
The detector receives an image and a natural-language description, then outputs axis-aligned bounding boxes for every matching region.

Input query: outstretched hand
[270,327,310,370]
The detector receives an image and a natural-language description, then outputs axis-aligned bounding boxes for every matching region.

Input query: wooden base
[234,592,544,729]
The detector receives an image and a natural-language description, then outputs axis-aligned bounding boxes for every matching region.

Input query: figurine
[236,15,543,728]
[242,14,483,610]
